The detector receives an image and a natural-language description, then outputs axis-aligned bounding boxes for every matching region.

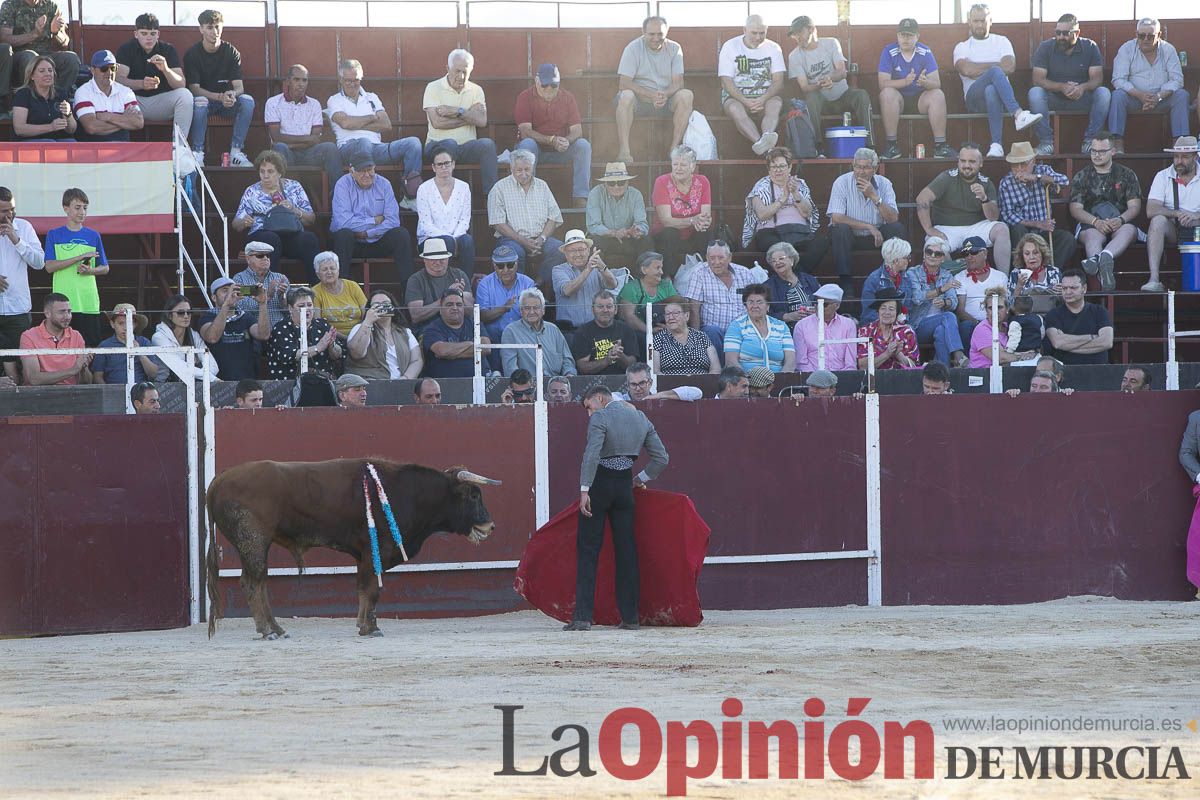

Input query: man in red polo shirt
[514,63,592,206]
[19,292,91,385]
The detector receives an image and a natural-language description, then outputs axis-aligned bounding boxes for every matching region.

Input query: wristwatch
[456,106,465,117]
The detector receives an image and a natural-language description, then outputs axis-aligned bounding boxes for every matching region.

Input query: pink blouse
[650,173,712,235]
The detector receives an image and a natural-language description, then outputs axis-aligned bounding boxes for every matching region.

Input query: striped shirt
[687,263,755,331]
[827,171,897,235]
[998,164,1069,226]
[724,314,794,372]
[487,175,563,239]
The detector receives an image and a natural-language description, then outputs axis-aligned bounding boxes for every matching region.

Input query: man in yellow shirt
[423,48,498,193]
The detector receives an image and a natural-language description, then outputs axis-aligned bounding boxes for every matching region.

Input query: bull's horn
[457,470,502,486]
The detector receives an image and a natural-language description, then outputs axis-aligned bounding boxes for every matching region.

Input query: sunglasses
[607,180,629,186]
[707,239,728,248]
[495,263,517,270]
[173,309,193,315]
[1054,29,1078,37]
[924,248,946,256]
[512,388,535,397]
[96,64,117,72]
[1136,32,1158,40]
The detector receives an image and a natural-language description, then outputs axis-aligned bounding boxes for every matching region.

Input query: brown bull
[206,459,501,639]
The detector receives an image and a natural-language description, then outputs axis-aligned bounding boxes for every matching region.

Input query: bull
[206,459,501,639]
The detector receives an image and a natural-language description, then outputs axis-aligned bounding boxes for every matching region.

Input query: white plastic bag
[682,112,718,160]
[674,253,704,298]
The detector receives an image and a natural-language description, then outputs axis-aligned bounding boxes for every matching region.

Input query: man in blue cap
[514,63,592,206]
[330,151,413,283]
[952,235,1008,346]
[74,50,144,142]
[476,244,535,341]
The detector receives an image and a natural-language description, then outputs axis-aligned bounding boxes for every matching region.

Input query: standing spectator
[743,147,826,273]
[876,18,950,160]
[500,288,576,377]
[131,382,160,413]
[788,15,875,154]
[476,244,534,341]
[264,64,341,185]
[0,0,79,115]
[617,250,677,337]
[1108,17,1188,152]
[74,50,144,142]
[685,240,754,350]
[762,241,819,326]
[915,142,1010,266]
[997,141,1074,269]
[952,236,1009,346]
[1043,268,1113,364]
[414,378,442,405]
[719,15,785,155]
[552,229,618,330]
[586,162,649,269]
[310,252,366,337]
[515,63,591,206]
[326,58,422,205]
[330,152,413,284]
[423,49,499,194]
[43,188,108,346]
[266,286,342,380]
[857,287,919,370]
[652,145,711,277]
[115,13,192,140]
[860,237,913,325]
[232,150,320,281]
[1027,14,1109,155]
[903,237,966,367]
[828,147,906,287]
[1008,233,1062,310]
[614,15,692,163]
[421,287,488,379]
[199,276,270,381]
[346,290,422,380]
[792,284,857,372]
[151,293,218,382]
[19,293,90,385]
[724,283,795,373]
[405,239,473,334]
[571,290,638,376]
[652,302,719,376]
[11,54,74,139]
[184,9,254,166]
[1144,135,1200,293]
[952,4,1041,159]
[231,240,289,327]
[0,185,44,382]
[93,303,158,384]
[234,379,263,408]
[416,146,475,275]
[968,286,1036,367]
[1069,131,1142,293]
[488,149,564,281]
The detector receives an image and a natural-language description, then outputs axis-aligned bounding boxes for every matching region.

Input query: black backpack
[291,371,338,407]
[785,99,819,159]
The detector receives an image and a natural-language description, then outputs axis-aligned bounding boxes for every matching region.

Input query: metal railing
[174,125,230,306]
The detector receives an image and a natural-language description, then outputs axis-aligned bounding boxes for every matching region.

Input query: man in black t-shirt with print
[1043,268,1112,364]
[570,290,639,375]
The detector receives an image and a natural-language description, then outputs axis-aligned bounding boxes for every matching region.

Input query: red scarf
[924,267,940,284]
[1028,265,1046,283]
[968,266,990,283]
[887,268,903,288]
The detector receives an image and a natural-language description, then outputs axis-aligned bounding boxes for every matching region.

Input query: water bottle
[1194,225,1200,243]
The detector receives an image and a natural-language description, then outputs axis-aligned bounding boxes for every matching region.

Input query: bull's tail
[206,494,224,639]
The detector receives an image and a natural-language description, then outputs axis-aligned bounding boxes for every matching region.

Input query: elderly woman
[311,251,367,337]
[857,287,920,370]
[586,162,650,268]
[725,284,796,373]
[12,56,76,141]
[763,241,820,325]
[652,302,720,375]
[416,146,475,274]
[901,236,967,367]
[266,286,342,379]
[1009,232,1062,313]
[346,289,422,379]
[860,238,913,325]
[651,145,712,276]
[968,286,1038,367]
[233,150,321,281]
[742,147,828,273]
[150,293,218,381]
[618,251,679,335]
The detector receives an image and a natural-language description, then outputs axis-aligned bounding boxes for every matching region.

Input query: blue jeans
[964,66,1020,145]
[424,233,477,275]
[1028,86,1111,145]
[702,325,725,362]
[189,94,254,151]
[516,137,593,198]
[1107,88,1191,138]
[424,138,499,194]
[273,141,343,184]
[496,236,564,282]
[915,311,964,365]
[339,137,422,175]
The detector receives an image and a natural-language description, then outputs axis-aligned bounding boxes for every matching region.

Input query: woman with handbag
[233,150,321,282]
[742,147,829,274]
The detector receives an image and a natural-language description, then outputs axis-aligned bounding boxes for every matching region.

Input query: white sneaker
[398,196,417,212]
[752,131,778,155]
[987,142,1004,158]
[1014,110,1042,131]
[229,149,252,167]
[1140,280,1166,293]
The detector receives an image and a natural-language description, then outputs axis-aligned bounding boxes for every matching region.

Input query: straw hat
[106,303,148,333]
[1165,136,1199,153]
[1005,142,1037,163]
[597,162,637,182]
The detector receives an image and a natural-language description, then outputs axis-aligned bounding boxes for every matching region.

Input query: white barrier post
[816,298,826,370]
[123,307,136,414]
[645,301,657,392]
[184,357,200,625]
[299,305,309,374]
[989,294,1003,394]
[201,351,216,625]
[864,388,882,606]
[532,346,549,528]
[472,304,485,405]
[1168,290,1180,390]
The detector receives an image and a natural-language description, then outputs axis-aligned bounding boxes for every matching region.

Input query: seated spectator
[131,381,160,414]
[74,50,144,142]
[686,240,754,351]
[858,287,919,370]
[1144,135,1200,293]
[414,377,442,405]
[828,148,905,287]
[1108,18,1189,153]
[500,288,576,377]
[1043,268,1113,364]
[571,290,638,376]
[115,13,192,142]
[747,366,775,398]
[43,187,108,346]
[11,55,75,140]
[716,365,749,399]
[311,252,366,338]
[861,237,913,326]
[233,150,320,282]
[264,64,341,184]
[792,283,857,372]
[743,147,827,273]
[184,10,253,166]
[653,301,719,376]
[916,142,1010,265]
[614,16,693,162]
[788,15,875,155]
[1121,367,1151,392]
[327,58,422,205]
[921,360,952,394]
[547,375,572,403]
[334,373,369,408]
[613,362,702,402]
[406,238,473,334]
[488,149,564,281]
[725,283,795,373]
[93,303,159,384]
[423,49,498,194]
[587,162,650,269]
[552,229,618,331]
[1027,14,1109,155]
[1008,232,1062,312]
[515,64,591,206]
[652,145,711,277]
[19,292,90,385]
[0,186,44,383]
[968,286,1038,367]
[1070,131,1142,293]
[804,369,838,398]
[500,368,536,404]
[417,147,475,274]
[998,142,1074,269]
[346,290,422,380]
[477,244,534,342]
[719,15,785,155]
[618,251,677,336]
[330,152,413,284]
[877,19,950,160]
[232,240,289,327]
[151,293,218,382]
[199,275,270,381]
[266,286,342,380]
[0,0,79,114]
[763,241,819,326]
[953,236,1009,347]
[901,236,966,368]
[234,379,263,408]
[422,287,490,379]
[1004,294,1044,355]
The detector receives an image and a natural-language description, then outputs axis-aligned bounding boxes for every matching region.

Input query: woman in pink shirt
[651,144,711,277]
[968,286,1038,367]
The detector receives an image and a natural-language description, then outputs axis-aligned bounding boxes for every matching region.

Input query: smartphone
[271,191,284,204]
[237,284,257,297]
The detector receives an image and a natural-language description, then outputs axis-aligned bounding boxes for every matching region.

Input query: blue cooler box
[825,126,868,159]
[1182,243,1200,291]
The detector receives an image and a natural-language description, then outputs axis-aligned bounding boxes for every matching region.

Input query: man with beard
[1027,14,1108,156]
[1145,136,1200,293]
[916,142,1010,266]
[1069,130,1143,293]
[571,290,638,376]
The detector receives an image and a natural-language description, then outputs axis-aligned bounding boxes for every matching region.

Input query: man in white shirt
[1145,136,1200,293]
[952,3,1040,158]
[718,15,785,155]
[953,236,1010,345]
[74,49,144,142]
[0,186,45,382]
[614,16,693,163]
[789,15,875,154]
[265,64,342,184]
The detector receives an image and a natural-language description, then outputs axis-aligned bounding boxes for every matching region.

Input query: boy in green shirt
[44,188,109,346]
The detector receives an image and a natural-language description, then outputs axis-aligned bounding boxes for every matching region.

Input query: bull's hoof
[359,628,384,638]
[261,632,280,641]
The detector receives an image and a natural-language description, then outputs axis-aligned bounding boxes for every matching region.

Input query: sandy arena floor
[1,597,1198,799]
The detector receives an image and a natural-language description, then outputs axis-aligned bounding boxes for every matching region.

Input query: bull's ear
[457,470,502,486]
